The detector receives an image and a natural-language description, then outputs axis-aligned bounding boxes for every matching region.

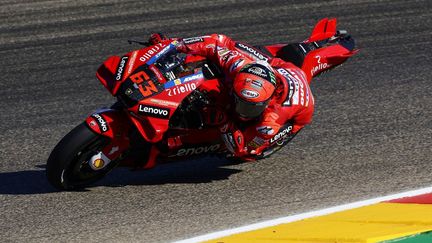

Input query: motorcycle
[46,18,358,190]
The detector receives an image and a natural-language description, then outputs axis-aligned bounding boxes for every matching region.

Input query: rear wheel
[46,123,119,190]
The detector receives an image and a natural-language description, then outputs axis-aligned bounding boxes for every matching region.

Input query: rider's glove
[148,33,168,45]
[220,123,248,157]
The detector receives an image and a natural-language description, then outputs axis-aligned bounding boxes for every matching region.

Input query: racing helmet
[233,63,277,119]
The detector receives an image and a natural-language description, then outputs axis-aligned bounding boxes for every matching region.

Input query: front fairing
[96,39,220,143]
[96,40,179,96]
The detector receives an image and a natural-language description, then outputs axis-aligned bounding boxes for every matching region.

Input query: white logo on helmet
[241,89,259,99]
[248,66,267,78]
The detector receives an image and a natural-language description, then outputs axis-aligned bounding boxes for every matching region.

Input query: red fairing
[301,44,358,81]
[301,18,359,81]
[96,41,173,96]
[85,109,131,139]
[96,56,122,95]
[85,109,132,161]
[128,114,163,143]
[260,18,337,58]
[305,18,337,43]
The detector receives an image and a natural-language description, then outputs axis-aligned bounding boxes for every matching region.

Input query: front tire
[46,123,118,190]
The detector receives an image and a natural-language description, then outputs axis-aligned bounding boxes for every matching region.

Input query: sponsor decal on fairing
[91,113,109,132]
[163,72,204,89]
[154,45,171,60]
[141,79,162,97]
[171,144,221,157]
[139,42,178,65]
[89,151,111,170]
[126,51,138,76]
[93,159,105,169]
[166,82,197,96]
[139,43,164,62]
[115,56,128,81]
[311,55,330,76]
[149,43,179,65]
[138,104,170,119]
[149,98,178,108]
[149,65,164,82]
[126,67,165,98]
[184,73,204,82]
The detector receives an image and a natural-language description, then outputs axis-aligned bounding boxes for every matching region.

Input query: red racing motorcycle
[46,18,357,190]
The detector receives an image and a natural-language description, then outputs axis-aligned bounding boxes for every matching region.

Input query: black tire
[46,122,118,190]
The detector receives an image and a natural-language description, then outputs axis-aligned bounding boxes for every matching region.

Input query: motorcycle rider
[167,33,316,160]
[148,27,354,160]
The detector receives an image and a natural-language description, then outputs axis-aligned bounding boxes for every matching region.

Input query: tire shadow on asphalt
[0,157,243,195]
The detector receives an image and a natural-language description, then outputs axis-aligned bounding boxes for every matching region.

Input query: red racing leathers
[177,34,314,158]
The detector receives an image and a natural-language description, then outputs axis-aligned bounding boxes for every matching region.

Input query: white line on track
[173,186,432,243]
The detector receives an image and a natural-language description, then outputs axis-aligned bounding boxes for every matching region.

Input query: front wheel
[46,123,119,190]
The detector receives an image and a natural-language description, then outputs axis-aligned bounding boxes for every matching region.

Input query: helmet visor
[234,93,269,119]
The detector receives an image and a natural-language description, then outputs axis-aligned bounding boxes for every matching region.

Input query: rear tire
[46,123,118,190]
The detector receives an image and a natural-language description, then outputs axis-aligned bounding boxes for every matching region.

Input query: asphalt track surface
[0,0,431,242]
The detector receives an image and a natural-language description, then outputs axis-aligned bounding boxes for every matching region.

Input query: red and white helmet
[233,63,277,119]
